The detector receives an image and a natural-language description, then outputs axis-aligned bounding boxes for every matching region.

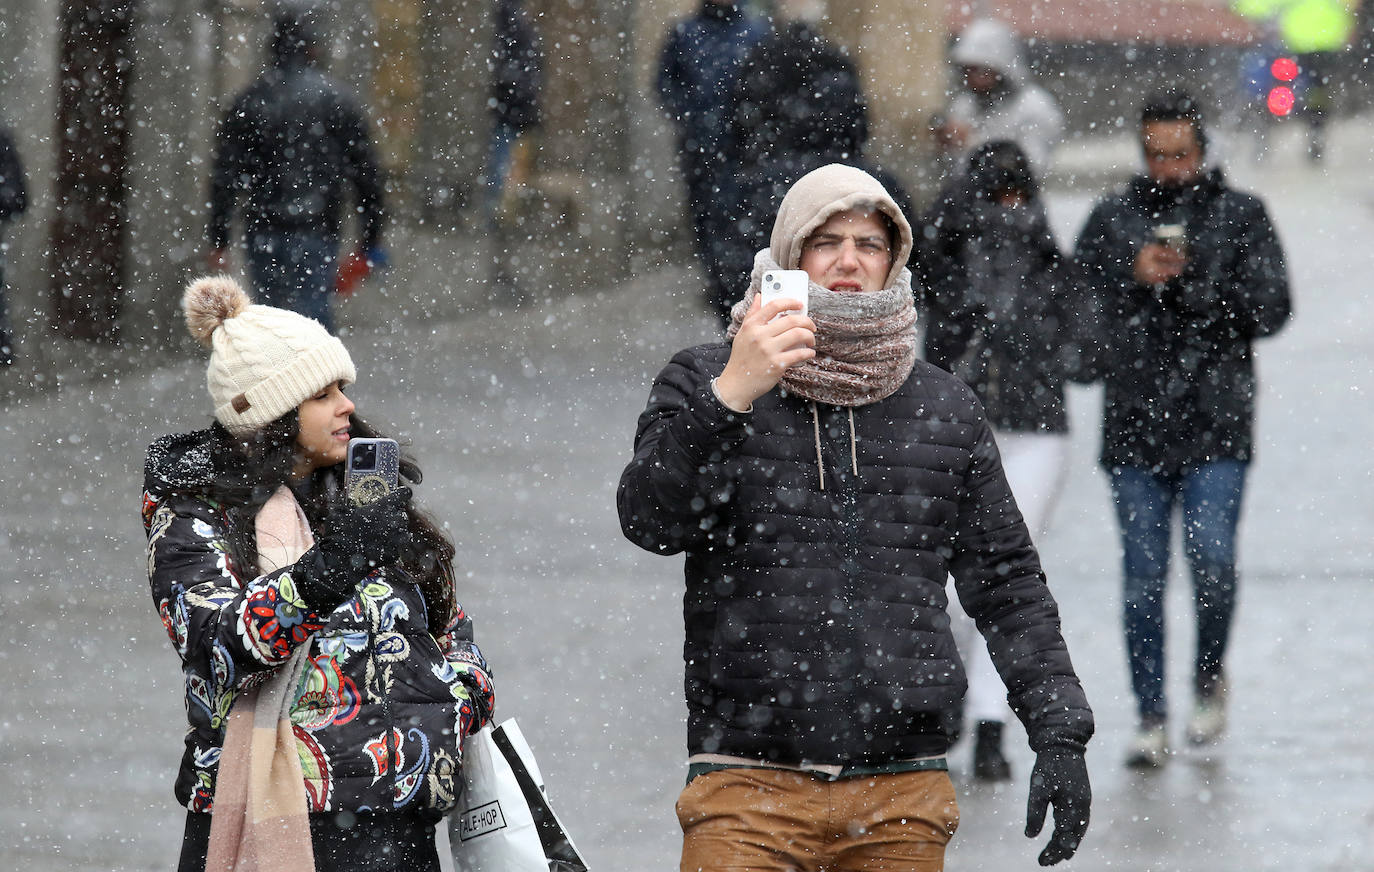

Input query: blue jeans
[483,120,519,225]
[246,232,338,333]
[1109,461,1247,724]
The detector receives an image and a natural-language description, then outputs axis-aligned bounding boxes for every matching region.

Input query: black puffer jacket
[618,345,1093,764]
[209,62,384,251]
[1073,170,1290,475]
[142,431,493,816]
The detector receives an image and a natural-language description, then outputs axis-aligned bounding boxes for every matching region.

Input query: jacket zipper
[825,408,862,612]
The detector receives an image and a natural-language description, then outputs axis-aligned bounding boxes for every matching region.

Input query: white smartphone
[760,269,809,319]
[345,437,401,506]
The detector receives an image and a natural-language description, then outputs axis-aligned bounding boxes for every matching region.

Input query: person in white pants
[914,140,1088,780]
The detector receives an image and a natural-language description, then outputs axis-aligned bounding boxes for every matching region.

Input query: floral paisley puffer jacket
[142,430,494,817]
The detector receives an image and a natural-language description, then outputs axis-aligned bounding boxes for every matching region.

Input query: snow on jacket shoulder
[142,430,493,816]
[618,343,1093,764]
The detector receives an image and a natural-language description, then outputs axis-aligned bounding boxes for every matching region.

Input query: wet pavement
[2,119,1373,870]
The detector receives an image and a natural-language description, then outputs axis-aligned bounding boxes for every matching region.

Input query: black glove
[1025,747,1091,866]
[294,486,413,613]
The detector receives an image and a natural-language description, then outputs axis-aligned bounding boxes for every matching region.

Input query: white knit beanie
[182,276,356,436]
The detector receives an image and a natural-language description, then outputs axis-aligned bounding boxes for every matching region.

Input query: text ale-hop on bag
[450,718,589,872]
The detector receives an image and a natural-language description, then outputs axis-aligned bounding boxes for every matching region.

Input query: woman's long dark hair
[199,413,457,634]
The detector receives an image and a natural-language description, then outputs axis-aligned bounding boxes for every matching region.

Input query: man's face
[798,209,893,294]
[1141,120,1204,186]
[962,65,1002,95]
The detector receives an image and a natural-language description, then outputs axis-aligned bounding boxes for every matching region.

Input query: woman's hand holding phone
[292,486,414,613]
[327,486,413,568]
[717,295,816,411]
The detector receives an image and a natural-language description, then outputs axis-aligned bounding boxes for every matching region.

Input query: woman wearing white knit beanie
[141,276,495,872]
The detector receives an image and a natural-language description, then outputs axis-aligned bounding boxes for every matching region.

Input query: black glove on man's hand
[1025,747,1091,866]
[294,487,413,613]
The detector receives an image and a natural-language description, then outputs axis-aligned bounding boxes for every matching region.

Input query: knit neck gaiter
[726,250,918,408]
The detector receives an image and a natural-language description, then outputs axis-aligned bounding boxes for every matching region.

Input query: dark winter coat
[1072,169,1290,474]
[0,127,25,224]
[711,42,911,312]
[727,22,865,169]
[655,2,768,159]
[915,182,1073,433]
[142,430,493,816]
[490,0,542,132]
[617,345,1094,765]
[209,62,384,251]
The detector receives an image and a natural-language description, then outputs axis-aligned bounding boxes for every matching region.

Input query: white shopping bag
[451,719,589,872]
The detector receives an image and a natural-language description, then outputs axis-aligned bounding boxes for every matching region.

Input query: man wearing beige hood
[618,164,1093,869]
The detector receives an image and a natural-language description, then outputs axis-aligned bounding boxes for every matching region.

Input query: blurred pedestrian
[0,124,26,366]
[914,140,1080,782]
[931,18,1065,181]
[208,12,385,333]
[1072,90,1290,768]
[715,0,912,324]
[144,276,493,871]
[656,0,768,312]
[484,0,543,228]
[619,164,1093,869]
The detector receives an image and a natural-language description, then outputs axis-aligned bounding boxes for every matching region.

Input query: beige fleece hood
[769,163,913,290]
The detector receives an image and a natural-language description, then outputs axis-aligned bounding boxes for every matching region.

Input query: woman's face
[294,381,355,477]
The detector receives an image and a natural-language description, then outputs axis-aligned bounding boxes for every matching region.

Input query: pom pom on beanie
[183,275,252,347]
[180,275,357,435]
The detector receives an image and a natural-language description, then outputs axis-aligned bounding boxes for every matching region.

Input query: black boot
[973,721,1012,782]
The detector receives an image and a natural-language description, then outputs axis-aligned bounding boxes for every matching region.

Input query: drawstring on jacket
[810,402,859,491]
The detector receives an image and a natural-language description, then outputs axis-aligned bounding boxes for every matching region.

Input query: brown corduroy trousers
[677,768,960,872]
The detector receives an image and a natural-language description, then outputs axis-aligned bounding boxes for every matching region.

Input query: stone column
[414,0,487,224]
[0,0,59,373]
[828,0,949,206]
[49,0,136,342]
[628,0,700,249]
[123,0,221,350]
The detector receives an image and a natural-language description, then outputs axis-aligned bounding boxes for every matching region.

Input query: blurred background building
[0,0,1367,392]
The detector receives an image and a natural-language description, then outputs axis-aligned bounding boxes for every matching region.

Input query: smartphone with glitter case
[345,438,400,506]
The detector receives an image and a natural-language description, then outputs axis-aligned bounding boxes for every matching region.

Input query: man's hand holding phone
[716,294,816,411]
[1135,225,1187,286]
[1134,243,1186,286]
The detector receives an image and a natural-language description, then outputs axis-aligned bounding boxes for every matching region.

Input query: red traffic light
[1271,57,1299,82]
[1267,85,1296,116]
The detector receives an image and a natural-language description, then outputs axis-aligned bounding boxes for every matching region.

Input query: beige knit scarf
[206,485,316,872]
[726,250,918,407]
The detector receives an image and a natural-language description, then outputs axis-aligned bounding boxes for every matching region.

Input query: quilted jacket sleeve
[144,493,332,678]
[617,346,750,556]
[948,417,1095,754]
[434,605,496,738]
